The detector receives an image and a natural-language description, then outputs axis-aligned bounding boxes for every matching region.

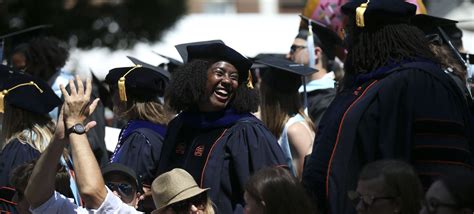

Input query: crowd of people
[1,0,474,213]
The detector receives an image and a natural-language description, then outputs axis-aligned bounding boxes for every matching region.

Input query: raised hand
[59,75,100,134]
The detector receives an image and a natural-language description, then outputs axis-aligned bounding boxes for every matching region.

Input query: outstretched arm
[25,76,98,209]
[60,76,104,209]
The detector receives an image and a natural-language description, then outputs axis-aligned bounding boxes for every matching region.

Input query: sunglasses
[170,192,207,213]
[347,191,395,210]
[289,45,307,54]
[106,182,134,197]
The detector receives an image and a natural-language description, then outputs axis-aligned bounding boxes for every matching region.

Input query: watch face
[73,124,86,134]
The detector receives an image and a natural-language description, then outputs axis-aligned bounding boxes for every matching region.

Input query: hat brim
[151,187,209,213]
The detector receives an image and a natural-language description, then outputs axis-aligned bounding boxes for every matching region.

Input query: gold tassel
[118,77,127,102]
[246,70,254,89]
[0,90,7,113]
[356,0,370,28]
[117,65,142,102]
[0,81,43,113]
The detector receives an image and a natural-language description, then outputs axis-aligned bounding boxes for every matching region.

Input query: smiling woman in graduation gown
[158,41,287,214]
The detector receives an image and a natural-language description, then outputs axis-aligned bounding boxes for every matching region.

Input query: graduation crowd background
[1,0,474,213]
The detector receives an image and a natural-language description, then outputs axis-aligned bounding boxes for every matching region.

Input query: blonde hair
[1,104,55,152]
[117,98,171,125]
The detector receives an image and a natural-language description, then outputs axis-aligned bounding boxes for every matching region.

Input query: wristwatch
[67,123,86,135]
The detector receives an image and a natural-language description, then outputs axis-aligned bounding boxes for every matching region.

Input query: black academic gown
[158,109,287,214]
[307,88,336,126]
[0,139,40,213]
[111,120,166,186]
[302,60,474,214]
[0,139,40,187]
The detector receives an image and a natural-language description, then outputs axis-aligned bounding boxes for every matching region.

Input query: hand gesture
[57,75,100,138]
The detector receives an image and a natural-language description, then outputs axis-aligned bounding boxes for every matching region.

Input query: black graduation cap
[176,40,254,88]
[183,41,252,75]
[0,25,52,63]
[175,40,224,63]
[299,15,343,60]
[105,65,169,102]
[411,14,463,47]
[256,56,317,77]
[341,0,416,28]
[0,73,61,114]
[126,55,171,80]
[256,56,317,108]
[411,14,466,66]
[151,51,183,73]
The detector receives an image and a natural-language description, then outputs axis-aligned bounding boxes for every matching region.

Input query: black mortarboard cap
[187,42,252,74]
[126,56,171,80]
[341,0,416,28]
[411,14,463,48]
[175,40,254,88]
[257,56,317,92]
[105,65,169,101]
[175,40,224,63]
[153,51,183,66]
[0,25,52,63]
[153,52,183,73]
[299,15,343,60]
[0,73,61,114]
[101,163,139,189]
[256,56,317,76]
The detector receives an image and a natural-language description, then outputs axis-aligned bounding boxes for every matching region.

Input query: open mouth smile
[213,86,232,103]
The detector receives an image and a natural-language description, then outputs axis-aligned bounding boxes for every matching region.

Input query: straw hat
[151,168,209,213]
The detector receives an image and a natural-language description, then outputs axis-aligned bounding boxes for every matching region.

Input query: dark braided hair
[165,59,259,113]
[344,18,437,76]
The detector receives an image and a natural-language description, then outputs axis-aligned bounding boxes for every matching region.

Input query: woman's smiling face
[198,61,239,112]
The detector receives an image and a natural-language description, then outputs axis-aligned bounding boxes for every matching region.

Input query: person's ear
[313,47,323,64]
[314,47,323,58]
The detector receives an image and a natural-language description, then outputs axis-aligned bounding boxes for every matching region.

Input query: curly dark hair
[165,59,259,113]
[343,17,437,86]
[23,37,70,81]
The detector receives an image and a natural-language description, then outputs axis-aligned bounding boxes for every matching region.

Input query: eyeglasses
[289,44,307,54]
[170,192,207,213]
[348,191,395,210]
[106,182,134,197]
[421,198,459,214]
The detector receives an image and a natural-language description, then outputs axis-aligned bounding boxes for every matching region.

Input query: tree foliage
[0,0,186,49]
